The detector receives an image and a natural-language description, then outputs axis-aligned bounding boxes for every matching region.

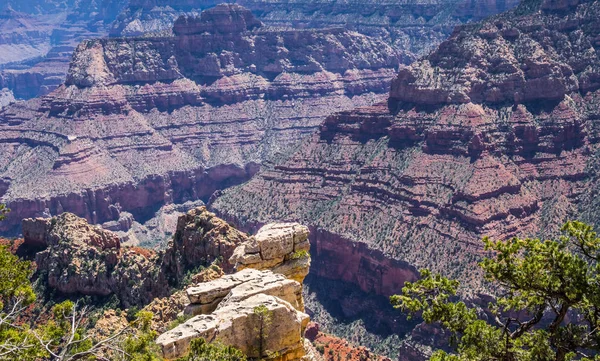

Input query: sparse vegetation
[392,221,600,361]
[176,338,246,361]
[288,250,310,260]
[253,305,273,359]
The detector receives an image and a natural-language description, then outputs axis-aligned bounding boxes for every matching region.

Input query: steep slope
[214,0,600,297]
[111,0,520,61]
[0,4,399,233]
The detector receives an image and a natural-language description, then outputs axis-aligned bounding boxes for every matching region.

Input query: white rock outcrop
[185,268,304,316]
[157,294,310,360]
[230,223,311,283]
[157,222,313,360]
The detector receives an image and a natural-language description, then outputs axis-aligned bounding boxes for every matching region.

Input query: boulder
[156,294,310,360]
[230,223,311,283]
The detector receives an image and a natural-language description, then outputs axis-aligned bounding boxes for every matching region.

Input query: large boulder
[156,294,310,360]
[230,223,311,283]
[185,268,303,316]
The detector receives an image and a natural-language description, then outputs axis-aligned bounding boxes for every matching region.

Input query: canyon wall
[0,4,399,233]
[111,0,520,61]
[212,1,600,356]
[213,0,600,293]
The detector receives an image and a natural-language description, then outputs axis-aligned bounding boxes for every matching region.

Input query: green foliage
[288,250,310,260]
[121,311,161,361]
[168,313,192,330]
[0,245,39,361]
[35,301,95,359]
[0,245,35,307]
[0,204,8,221]
[253,305,273,359]
[391,221,600,361]
[176,338,247,361]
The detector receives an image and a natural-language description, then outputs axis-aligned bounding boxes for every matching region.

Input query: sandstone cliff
[156,222,313,360]
[0,4,399,234]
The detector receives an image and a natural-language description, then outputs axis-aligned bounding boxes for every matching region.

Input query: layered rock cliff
[0,4,399,233]
[215,0,600,289]
[213,0,600,355]
[111,0,520,61]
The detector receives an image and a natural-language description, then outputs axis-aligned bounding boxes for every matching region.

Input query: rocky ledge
[0,4,399,233]
[158,294,310,360]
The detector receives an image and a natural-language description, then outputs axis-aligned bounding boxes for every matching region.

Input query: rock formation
[157,294,310,360]
[157,224,313,360]
[163,206,250,278]
[21,206,248,306]
[0,4,399,234]
[111,0,520,61]
[212,0,600,357]
[24,212,168,307]
[185,268,304,316]
[230,222,311,283]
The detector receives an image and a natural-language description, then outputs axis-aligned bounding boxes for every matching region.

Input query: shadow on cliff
[304,273,419,340]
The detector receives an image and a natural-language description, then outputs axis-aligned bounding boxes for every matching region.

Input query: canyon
[0,0,519,104]
[4,0,600,359]
[212,0,600,355]
[0,4,400,234]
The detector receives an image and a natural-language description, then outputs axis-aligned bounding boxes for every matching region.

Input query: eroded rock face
[27,213,168,307]
[155,217,313,360]
[111,0,520,61]
[212,0,600,294]
[22,208,251,307]
[230,223,311,283]
[0,4,399,234]
[163,206,250,280]
[172,4,262,35]
[157,294,310,360]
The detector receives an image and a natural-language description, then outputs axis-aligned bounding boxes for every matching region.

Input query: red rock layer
[0,5,399,233]
[306,323,392,361]
[213,0,600,292]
